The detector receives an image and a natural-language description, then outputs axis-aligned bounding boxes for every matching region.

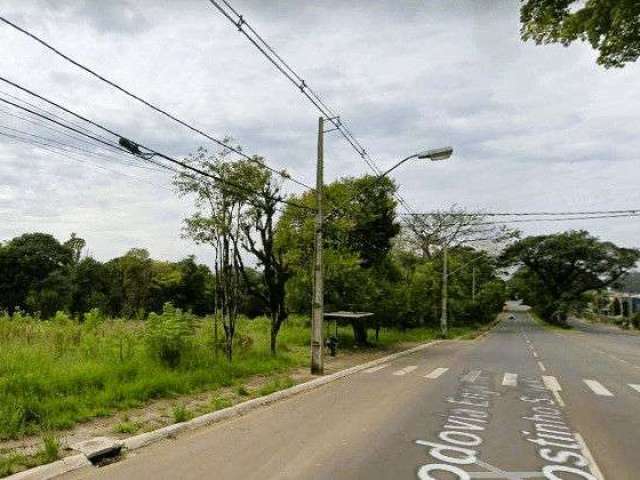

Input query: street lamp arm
[378,153,419,179]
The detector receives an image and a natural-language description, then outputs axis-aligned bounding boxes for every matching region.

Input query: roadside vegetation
[0,145,509,477]
[0,308,481,443]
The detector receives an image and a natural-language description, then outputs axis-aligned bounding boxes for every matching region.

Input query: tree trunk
[351,320,368,346]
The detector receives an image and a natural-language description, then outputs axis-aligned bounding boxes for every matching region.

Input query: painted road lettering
[415,373,496,478]
[519,377,597,479]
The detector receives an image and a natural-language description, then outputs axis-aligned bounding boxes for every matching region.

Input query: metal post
[440,244,448,338]
[311,116,324,374]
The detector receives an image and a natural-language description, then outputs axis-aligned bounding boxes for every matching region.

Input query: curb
[124,338,444,451]
[7,330,495,480]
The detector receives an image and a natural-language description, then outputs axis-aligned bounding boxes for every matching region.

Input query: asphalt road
[64,309,640,479]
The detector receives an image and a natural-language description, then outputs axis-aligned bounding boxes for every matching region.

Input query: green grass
[112,421,139,434]
[0,311,485,442]
[0,434,60,477]
[210,396,232,411]
[257,376,295,397]
[171,404,192,423]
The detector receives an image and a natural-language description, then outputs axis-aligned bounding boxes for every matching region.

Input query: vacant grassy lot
[0,309,478,445]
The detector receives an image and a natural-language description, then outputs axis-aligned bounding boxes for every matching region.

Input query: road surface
[65,309,640,479]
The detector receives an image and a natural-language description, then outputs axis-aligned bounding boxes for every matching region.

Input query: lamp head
[417,146,453,161]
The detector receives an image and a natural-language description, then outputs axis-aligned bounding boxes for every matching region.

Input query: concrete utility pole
[311,116,324,375]
[440,244,448,337]
[472,266,476,303]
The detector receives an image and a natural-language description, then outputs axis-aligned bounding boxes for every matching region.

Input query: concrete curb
[8,332,493,479]
[124,338,444,452]
[7,455,90,480]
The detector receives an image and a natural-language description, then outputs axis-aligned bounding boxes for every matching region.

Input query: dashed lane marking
[364,364,388,373]
[542,375,561,391]
[629,384,640,393]
[537,361,546,372]
[461,369,482,383]
[532,351,539,358]
[392,365,417,376]
[584,379,614,397]
[424,367,448,379]
[502,372,518,387]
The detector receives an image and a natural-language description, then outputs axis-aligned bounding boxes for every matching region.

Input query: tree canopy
[521,0,640,68]
[502,230,640,324]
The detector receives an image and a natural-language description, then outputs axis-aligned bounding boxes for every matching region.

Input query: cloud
[0,0,638,262]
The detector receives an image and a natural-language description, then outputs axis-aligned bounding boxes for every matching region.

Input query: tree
[521,0,640,68]
[277,175,400,345]
[501,230,640,325]
[175,143,258,360]
[0,233,73,315]
[236,164,292,354]
[63,233,86,264]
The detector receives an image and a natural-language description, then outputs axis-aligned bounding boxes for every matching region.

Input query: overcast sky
[1,0,638,265]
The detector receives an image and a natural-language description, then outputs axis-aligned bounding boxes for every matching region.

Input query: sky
[0,0,638,266]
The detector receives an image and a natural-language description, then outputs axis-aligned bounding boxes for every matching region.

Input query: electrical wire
[0,16,313,191]
[206,0,422,212]
[404,209,640,217]
[0,81,313,211]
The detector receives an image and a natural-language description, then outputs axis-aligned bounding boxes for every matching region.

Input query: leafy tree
[0,233,73,315]
[521,0,640,68]
[175,144,259,360]
[501,230,640,325]
[63,233,86,264]
[277,175,400,345]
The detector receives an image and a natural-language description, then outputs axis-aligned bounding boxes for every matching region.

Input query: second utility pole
[440,244,448,338]
[311,116,324,374]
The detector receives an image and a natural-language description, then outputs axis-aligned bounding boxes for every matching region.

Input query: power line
[206,0,420,212]
[0,16,313,191]
[0,130,171,188]
[0,80,314,211]
[405,209,640,217]
[0,120,166,174]
[477,213,640,225]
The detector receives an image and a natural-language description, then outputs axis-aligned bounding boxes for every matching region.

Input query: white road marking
[537,361,546,372]
[502,373,518,387]
[470,460,542,479]
[461,369,482,383]
[532,351,539,358]
[584,379,614,397]
[424,367,448,379]
[575,432,605,480]
[552,390,566,408]
[392,365,417,376]
[629,384,640,393]
[542,375,561,391]
[364,364,388,373]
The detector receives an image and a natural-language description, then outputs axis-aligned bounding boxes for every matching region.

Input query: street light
[378,146,453,179]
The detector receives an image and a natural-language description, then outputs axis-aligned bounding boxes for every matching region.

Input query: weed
[112,422,138,434]
[40,433,60,463]
[172,404,191,423]
[257,377,295,397]
[236,385,250,397]
[211,397,232,411]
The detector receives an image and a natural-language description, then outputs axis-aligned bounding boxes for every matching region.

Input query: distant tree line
[0,232,267,319]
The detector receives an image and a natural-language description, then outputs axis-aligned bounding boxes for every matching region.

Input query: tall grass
[0,310,462,440]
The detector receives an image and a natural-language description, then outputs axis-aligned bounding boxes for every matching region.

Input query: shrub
[145,303,194,368]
